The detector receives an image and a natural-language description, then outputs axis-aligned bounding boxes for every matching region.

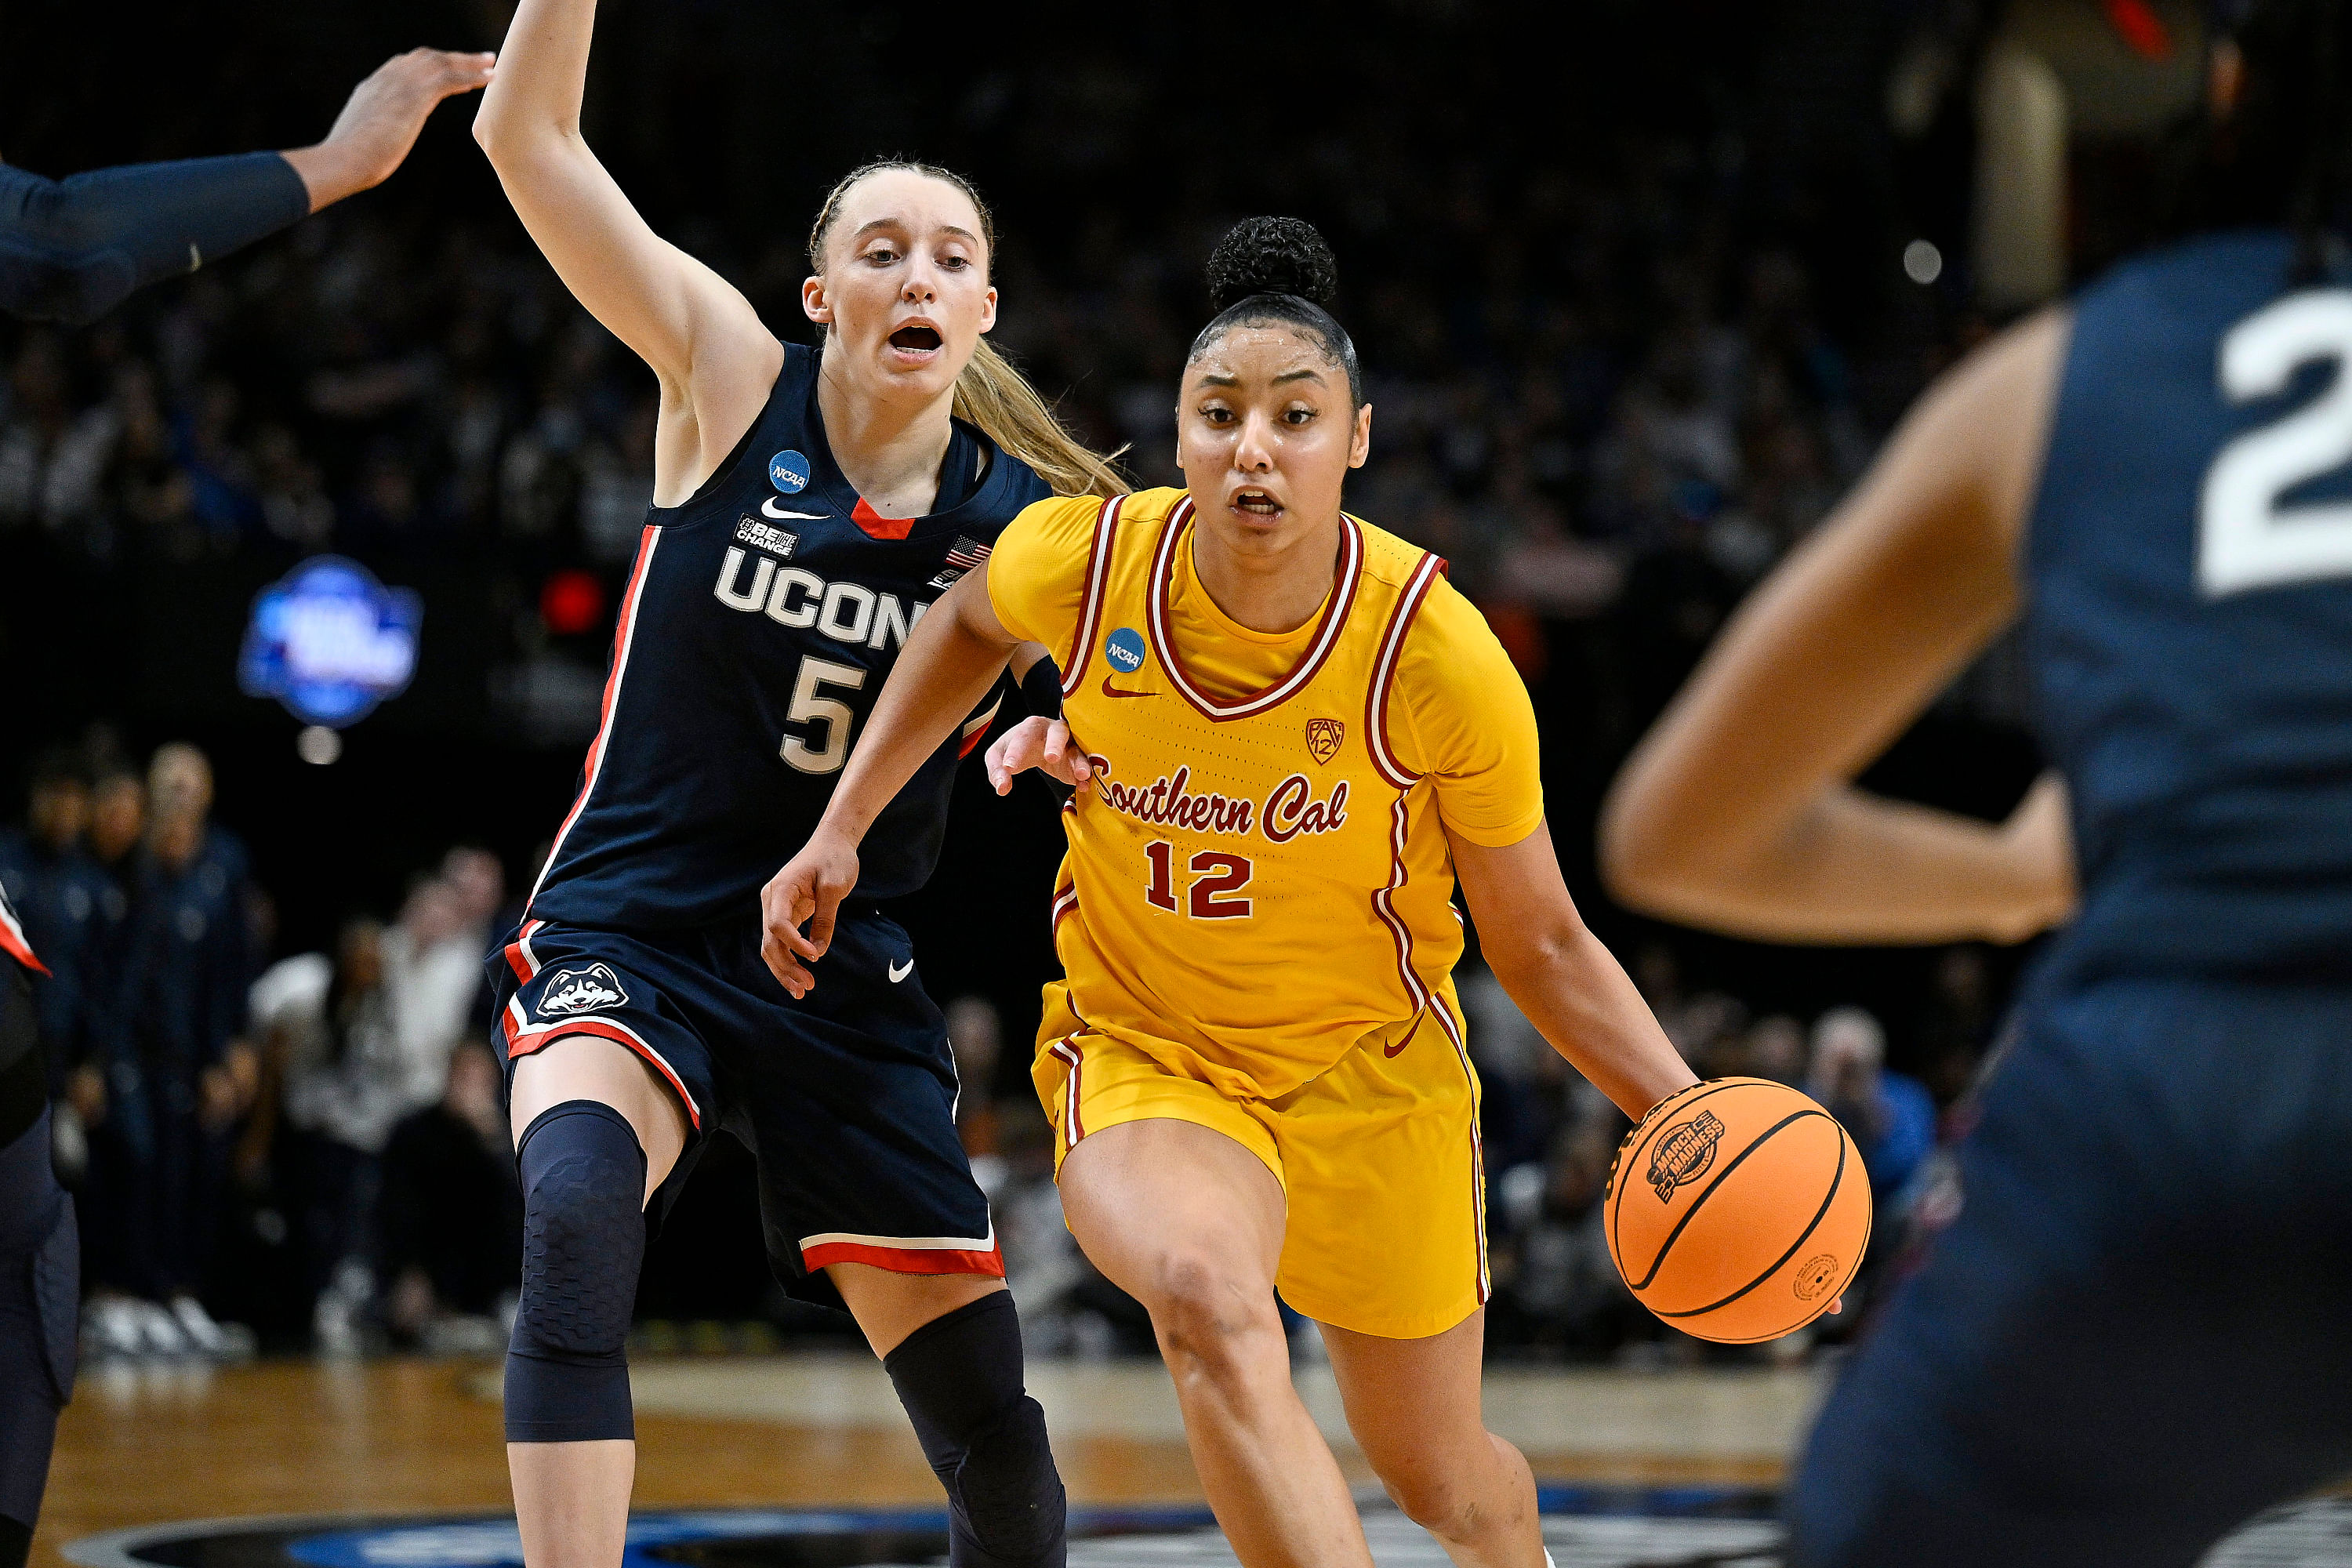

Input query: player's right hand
[760,828,859,999]
[985,716,1093,797]
[299,49,498,209]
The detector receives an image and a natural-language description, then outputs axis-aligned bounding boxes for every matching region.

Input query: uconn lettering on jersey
[713,545,930,652]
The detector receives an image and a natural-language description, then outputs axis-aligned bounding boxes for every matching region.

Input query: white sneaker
[170,1296,255,1360]
[83,1296,144,1359]
[132,1298,191,1358]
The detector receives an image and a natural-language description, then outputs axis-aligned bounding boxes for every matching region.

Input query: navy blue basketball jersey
[2027,229,2352,982]
[528,343,1054,929]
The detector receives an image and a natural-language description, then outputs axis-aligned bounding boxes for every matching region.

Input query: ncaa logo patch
[1105,627,1146,674]
[538,963,629,1018]
[1305,717,1345,764]
[768,449,811,494]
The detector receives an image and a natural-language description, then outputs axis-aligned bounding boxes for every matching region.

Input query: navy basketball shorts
[1787,977,2352,1568]
[488,906,1001,1301]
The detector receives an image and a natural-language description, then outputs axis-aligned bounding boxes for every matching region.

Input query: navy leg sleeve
[0,1104,74,1550]
[884,1292,1066,1568]
[504,1102,646,1443]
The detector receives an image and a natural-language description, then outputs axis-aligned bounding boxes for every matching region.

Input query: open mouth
[1232,488,1283,519]
[889,324,943,353]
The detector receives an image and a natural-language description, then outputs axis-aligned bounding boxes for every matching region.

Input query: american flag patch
[946,536,993,571]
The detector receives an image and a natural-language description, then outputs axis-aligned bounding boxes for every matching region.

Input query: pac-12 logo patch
[538,963,629,1018]
[1105,627,1146,674]
[768,450,811,494]
[1647,1109,1725,1201]
[1305,717,1345,764]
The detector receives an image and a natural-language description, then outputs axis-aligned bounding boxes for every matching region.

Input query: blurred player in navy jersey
[0,45,488,1568]
[471,1,1127,1562]
[1,46,492,325]
[1606,2,2352,1561]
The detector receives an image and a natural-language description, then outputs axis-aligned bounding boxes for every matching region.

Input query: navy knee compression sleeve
[884,1292,1066,1568]
[0,1105,74,1556]
[504,1102,646,1443]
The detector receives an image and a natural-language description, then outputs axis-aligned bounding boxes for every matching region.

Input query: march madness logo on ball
[1305,718,1345,764]
[1647,1109,1725,1201]
[538,964,629,1018]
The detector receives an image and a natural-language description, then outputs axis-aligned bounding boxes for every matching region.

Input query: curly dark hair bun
[1206,216,1339,312]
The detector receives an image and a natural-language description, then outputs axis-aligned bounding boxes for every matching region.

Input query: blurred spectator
[83,743,256,1359]
[1740,1014,1807,1086]
[1807,1007,1936,1202]
[378,1039,521,1353]
[945,994,1004,1189]
[0,746,109,1102]
[379,848,503,1113]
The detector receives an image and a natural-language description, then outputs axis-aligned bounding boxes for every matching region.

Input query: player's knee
[1378,1465,1484,1542]
[883,1293,1066,1567]
[1145,1251,1279,1377]
[503,1101,647,1444]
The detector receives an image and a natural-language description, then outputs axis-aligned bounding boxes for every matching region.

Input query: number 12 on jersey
[1143,840,1254,920]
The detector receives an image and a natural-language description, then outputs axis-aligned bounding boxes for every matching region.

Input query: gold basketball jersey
[1031,487,1473,1103]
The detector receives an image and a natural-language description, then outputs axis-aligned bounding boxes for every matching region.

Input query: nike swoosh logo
[1100,674,1153,699]
[887,958,913,983]
[763,499,830,521]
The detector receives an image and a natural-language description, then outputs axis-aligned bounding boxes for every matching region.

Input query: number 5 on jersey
[782,656,866,774]
[1143,841,1254,920]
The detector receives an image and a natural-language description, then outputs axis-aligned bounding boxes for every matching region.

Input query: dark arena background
[3,0,2341,1565]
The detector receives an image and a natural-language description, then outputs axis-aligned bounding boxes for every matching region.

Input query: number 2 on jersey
[2200,290,2352,597]
[1143,840,1254,920]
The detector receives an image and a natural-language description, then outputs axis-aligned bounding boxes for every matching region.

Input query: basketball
[1604,1078,1873,1345]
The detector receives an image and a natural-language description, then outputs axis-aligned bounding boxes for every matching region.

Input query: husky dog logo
[1794,1253,1840,1301]
[539,964,628,1018]
[1304,717,1345,765]
[1646,1109,1726,1202]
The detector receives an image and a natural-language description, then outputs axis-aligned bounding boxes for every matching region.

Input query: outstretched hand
[760,828,860,999]
[288,49,498,212]
[985,716,1093,797]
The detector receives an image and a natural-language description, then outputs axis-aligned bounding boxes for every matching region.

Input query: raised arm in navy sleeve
[0,153,310,326]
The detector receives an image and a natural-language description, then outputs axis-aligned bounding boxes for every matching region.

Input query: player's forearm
[474,0,595,153]
[818,583,1014,845]
[0,155,308,325]
[1490,924,1695,1120]
[1614,782,2072,946]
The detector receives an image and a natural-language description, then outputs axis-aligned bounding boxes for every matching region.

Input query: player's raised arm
[1599,309,2078,946]
[1452,825,1697,1120]
[472,0,778,493]
[760,567,1020,995]
[0,49,490,326]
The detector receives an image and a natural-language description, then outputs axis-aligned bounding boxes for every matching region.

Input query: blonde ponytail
[954,338,1127,499]
[809,159,1127,500]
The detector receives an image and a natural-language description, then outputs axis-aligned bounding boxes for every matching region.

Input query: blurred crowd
[1,733,522,1361]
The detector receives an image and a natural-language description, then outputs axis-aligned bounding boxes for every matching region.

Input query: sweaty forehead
[1189,322,1338,387]
[829,171,985,248]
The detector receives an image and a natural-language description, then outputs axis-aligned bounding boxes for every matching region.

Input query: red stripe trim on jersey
[506,1014,702,1130]
[1365,551,1444,790]
[1050,885,1079,932]
[528,528,662,913]
[848,496,916,542]
[799,1236,1005,1277]
[501,918,547,985]
[0,895,47,975]
[956,697,1003,759]
[1147,502,1363,722]
[1048,1036,1086,1148]
[1372,795,1433,1018]
[1061,494,1125,698]
[1426,999,1492,1305]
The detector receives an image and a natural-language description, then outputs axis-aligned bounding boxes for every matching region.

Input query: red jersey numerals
[1143,840,1254,920]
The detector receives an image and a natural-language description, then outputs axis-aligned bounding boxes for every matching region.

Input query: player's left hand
[760,827,859,999]
[985,716,1092,797]
[290,48,498,212]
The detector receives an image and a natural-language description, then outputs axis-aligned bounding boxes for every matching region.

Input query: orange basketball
[1603,1077,1873,1344]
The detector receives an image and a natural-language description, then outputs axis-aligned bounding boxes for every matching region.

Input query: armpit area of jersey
[0,152,310,325]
